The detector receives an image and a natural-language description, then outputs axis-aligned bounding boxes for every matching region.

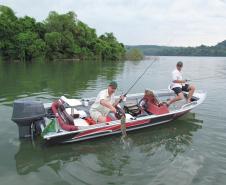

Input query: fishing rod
[186,75,220,82]
[117,57,158,105]
[117,57,158,141]
[123,57,159,97]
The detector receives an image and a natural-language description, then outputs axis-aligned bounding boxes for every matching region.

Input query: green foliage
[126,48,144,61]
[99,33,125,60]
[44,32,63,59]
[0,5,18,59]
[127,41,226,57]
[18,16,37,32]
[0,5,17,20]
[44,11,77,33]
[0,5,125,61]
[16,31,46,60]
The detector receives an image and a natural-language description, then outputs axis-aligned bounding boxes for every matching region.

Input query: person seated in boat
[89,81,125,123]
[139,90,169,115]
[139,89,160,111]
[167,61,196,106]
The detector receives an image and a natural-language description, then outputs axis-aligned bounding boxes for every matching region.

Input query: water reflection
[15,113,203,176]
[0,60,124,105]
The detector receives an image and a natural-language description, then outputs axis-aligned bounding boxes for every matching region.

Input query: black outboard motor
[11,99,46,138]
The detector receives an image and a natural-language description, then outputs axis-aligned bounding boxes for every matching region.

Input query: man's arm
[100,99,116,113]
[172,71,187,84]
[173,79,187,83]
[113,95,125,107]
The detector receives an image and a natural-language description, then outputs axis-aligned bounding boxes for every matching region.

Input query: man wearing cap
[89,81,124,123]
[167,61,196,106]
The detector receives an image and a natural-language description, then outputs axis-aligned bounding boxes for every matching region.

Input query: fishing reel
[115,106,125,120]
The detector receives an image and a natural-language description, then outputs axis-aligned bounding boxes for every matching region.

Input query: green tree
[126,48,144,61]
[99,32,125,60]
[73,21,98,58]
[44,11,77,33]
[16,31,46,61]
[44,11,79,59]
[44,32,63,59]
[0,5,18,59]
[0,5,126,61]
[17,16,36,32]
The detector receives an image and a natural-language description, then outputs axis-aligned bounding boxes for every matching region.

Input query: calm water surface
[0,56,226,185]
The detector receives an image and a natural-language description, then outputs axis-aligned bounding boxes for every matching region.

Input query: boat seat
[52,101,78,131]
[58,103,74,125]
[65,108,88,118]
[60,96,82,107]
[147,103,169,115]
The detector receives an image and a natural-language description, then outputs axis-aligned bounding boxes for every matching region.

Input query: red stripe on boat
[74,119,151,139]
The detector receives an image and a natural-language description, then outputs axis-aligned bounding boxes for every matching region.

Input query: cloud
[1,0,226,46]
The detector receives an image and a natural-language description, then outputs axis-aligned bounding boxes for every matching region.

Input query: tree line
[127,40,226,57]
[0,5,126,61]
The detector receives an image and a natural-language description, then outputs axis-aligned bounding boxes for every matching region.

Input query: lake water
[0,56,226,185]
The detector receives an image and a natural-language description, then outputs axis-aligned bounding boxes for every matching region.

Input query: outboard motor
[11,99,46,138]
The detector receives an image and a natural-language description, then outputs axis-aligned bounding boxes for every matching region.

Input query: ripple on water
[148,155,204,185]
[1,57,226,185]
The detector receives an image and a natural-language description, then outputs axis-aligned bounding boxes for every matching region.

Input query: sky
[1,0,226,46]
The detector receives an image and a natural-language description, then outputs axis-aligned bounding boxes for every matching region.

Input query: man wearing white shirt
[90,81,124,123]
[167,61,195,106]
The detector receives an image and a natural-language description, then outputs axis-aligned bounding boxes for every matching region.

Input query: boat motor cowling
[11,100,46,138]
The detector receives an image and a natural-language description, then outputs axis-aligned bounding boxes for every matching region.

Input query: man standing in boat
[89,81,124,123]
[167,61,196,106]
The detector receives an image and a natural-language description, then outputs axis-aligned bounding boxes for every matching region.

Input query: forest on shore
[0,5,126,61]
[2,5,226,62]
[126,40,226,57]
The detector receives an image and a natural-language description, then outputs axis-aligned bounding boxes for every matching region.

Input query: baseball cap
[109,81,118,88]
[177,61,183,67]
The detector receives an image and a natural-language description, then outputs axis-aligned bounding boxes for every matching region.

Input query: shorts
[90,110,102,122]
[172,84,189,95]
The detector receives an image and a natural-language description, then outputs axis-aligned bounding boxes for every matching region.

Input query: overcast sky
[1,0,226,46]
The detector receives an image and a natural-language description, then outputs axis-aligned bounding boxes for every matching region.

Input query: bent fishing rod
[117,57,158,140]
[119,57,159,102]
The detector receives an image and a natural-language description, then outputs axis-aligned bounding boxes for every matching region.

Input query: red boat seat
[58,103,74,125]
[147,103,169,115]
[51,101,78,131]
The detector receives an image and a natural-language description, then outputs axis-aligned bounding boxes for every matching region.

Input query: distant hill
[126,40,226,56]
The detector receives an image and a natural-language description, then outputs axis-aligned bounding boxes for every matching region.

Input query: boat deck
[41,90,206,143]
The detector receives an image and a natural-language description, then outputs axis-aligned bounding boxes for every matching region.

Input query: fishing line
[188,75,220,81]
[118,57,159,144]
[124,56,159,96]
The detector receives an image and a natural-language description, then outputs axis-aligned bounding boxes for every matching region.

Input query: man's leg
[187,84,195,103]
[97,115,107,123]
[90,110,106,123]
[167,92,184,106]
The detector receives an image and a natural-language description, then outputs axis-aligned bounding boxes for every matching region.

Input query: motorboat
[11,89,206,144]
